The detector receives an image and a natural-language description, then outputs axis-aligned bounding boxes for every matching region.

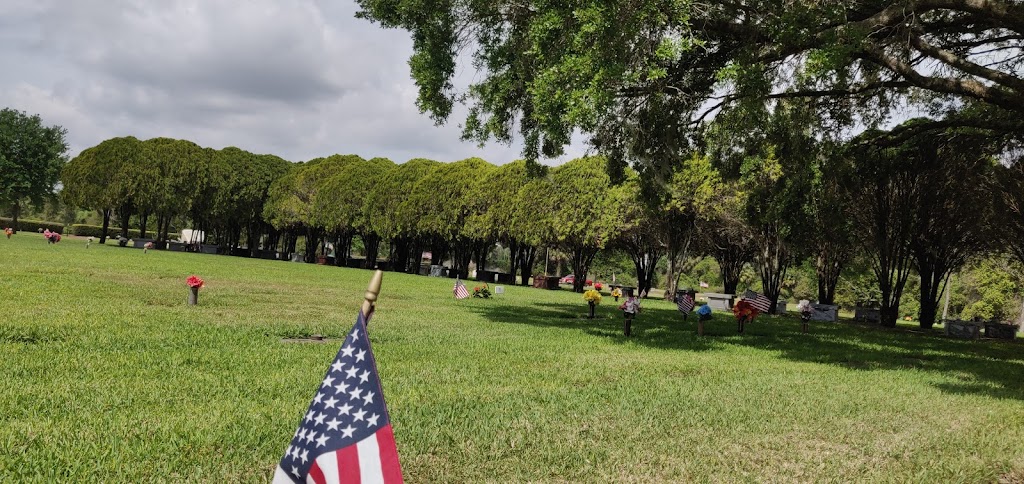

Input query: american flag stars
[274,311,401,483]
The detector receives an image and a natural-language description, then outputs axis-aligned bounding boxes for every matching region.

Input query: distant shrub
[69,224,178,241]
[0,217,64,234]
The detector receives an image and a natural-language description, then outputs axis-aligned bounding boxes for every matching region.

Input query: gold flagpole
[362,270,384,320]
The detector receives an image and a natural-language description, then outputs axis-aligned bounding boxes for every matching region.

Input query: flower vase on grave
[588,301,595,319]
[186,275,204,306]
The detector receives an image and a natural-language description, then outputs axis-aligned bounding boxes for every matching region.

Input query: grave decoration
[43,229,61,244]
[675,291,695,321]
[186,275,205,306]
[4,227,12,239]
[732,299,761,334]
[695,303,712,336]
[143,241,154,253]
[583,289,602,319]
[619,295,641,336]
[797,299,813,333]
[472,283,492,299]
[610,287,622,301]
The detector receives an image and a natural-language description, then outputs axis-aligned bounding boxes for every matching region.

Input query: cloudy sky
[0,0,587,165]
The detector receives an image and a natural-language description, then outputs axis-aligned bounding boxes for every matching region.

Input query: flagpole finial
[362,270,384,319]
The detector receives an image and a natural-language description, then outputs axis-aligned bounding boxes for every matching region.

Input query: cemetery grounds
[1,234,1023,482]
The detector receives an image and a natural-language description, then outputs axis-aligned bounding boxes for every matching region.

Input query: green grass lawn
[2,234,1023,482]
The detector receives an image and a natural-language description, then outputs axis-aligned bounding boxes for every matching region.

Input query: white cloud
[0,0,588,164]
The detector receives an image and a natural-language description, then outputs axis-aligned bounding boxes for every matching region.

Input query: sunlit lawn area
[2,233,1023,482]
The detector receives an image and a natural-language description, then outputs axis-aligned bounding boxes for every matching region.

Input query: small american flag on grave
[676,294,695,314]
[453,278,469,299]
[741,290,773,313]
[273,311,403,484]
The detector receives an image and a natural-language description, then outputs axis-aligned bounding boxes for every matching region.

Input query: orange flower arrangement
[732,300,760,322]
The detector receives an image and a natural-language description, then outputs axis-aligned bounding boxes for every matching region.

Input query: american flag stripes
[741,290,773,313]
[676,294,695,314]
[453,278,469,299]
[273,312,404,484]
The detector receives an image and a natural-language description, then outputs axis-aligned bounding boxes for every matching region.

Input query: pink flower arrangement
[186,275,205,289]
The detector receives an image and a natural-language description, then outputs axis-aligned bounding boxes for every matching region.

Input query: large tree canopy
[356,0,1024,171]
[0,108,69,232]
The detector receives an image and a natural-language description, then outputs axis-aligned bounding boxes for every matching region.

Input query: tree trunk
[917,264,948,329]
[519,246,537,286]
[508,239,520,278]
[11,201,21,233]
[247,224,259,257]
[723,278,739,296]
[663,231,692,300]
[430,240,447,266]
[118,206,132,239]
[452,238,473,279]
[408,239,422,274]
[139,213,149,239]
[665,255,677,301]
[570,246,598,293]
[815,245,844,304]
[99,209,112,244]
[391,237,409,272]
[304,228,321,263]
[757,227,788,314]
[715,243,747,296]
[363,233,381,269]
[879,304,900,328]
[473,240,491,275]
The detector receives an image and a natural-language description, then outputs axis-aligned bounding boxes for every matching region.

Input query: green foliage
[954,258,1023,322]
[265,155,360,231]
[833,257,883,310]
[466,160,533,243]
[549,156,620,250]
[590,249,635,286]
[0,217,63,234]
[366,158,441,241]
[407,157,495,240]
[0,108,69,212]
[314,157,395,235]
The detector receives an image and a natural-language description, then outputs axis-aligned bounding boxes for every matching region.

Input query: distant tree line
[46,113,1024,330]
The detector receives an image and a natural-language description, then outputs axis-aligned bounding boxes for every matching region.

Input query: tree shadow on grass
[468,300,1024,402]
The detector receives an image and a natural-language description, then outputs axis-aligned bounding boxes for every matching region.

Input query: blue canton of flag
[273,312,403,484]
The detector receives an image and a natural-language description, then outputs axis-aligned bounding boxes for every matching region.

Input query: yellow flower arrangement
[610,287,622,298]
[583,289,602,304]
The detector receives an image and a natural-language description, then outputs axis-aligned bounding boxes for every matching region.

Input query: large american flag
[453,278,469,299]
[741,290,773,313]
[676,294,695,314]
[273,312,404,484]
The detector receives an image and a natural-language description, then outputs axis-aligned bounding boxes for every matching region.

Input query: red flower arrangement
[733,300,759,321]
[732,300,759,333]
[594,282,603,290]
[186,275,205,289]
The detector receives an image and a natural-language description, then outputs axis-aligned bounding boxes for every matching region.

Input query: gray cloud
[0,0,588,164]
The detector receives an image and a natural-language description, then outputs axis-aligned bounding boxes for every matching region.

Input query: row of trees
[60,108,1018,332]
[354,0,1024,329]
[61,137,291,253]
